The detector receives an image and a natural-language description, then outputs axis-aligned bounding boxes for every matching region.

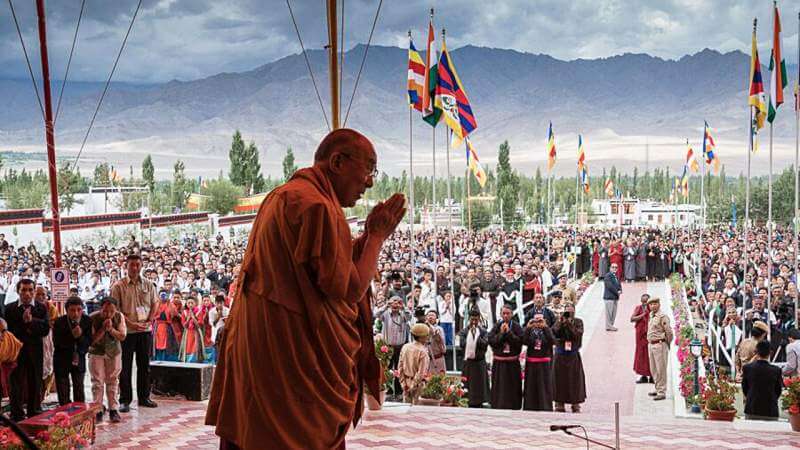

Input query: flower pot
[789,413,800,432]
[704,408,736,422]
[365,390,386,411]
[417,397,442,406]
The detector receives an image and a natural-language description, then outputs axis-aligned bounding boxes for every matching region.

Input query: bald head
[314,128,374,162]
[313,128,377,207]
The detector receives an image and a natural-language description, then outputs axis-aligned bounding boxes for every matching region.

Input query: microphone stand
[0,414,39,449]
[562,428,616,450]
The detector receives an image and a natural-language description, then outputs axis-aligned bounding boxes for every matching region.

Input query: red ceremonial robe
[632,304,651,377]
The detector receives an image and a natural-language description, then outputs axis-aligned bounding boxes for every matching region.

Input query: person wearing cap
[397,323,431,404]
[488,305,524,410]
[88,297,127,423]
[459,309,489,408]
[552,302,586,413]
[735,320,768,380]
[52,296,91,406]
[496,269,521,323]
[554,272,577,306]
[603,263,622,331]
[646,297,672,401]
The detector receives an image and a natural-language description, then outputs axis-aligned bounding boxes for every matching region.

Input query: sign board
[51,268,70,303]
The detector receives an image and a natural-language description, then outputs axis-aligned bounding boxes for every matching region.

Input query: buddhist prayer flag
[680,166,689,199]
[422,16,441,126]
[767,3,787,124]
[686,140,699,173]
[435,36,477,145]
[465,138,487,188]
[749,24,767,132]
[577,134,586,171]
[547,122,556,172]
[407,37,425,112]
[581,165,590,194]
[703,121,720,174]
[604,178,614,198]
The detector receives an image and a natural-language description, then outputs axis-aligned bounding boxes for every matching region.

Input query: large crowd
[0,223,797,423]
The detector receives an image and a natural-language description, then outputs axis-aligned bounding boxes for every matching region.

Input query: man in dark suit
[53,296,92,405]
[742,340,783,420]
[603,263,622,331]
[5,278,50,421]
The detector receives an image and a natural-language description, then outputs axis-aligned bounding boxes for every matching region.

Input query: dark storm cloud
[0,0,797,83]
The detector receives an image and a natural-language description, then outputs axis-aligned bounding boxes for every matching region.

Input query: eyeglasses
[341,153,378,178]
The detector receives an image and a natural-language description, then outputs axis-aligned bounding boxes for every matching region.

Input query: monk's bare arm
[346,234,384,301]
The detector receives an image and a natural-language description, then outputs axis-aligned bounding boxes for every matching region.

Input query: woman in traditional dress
[179,298,205,363]
[522,313,555,411]
[623,239,637,282]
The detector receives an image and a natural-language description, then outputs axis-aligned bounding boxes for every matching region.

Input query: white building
[419,200,464,228]
[590,198,700,228]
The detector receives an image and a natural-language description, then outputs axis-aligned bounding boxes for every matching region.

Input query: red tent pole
[35,0,63,267]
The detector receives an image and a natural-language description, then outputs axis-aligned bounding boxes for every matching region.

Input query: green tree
[495,140,519,230]
[204,179,242,215]
[5,180,48,209]
[229,130,246,187]
[171,160,191,211]
[142,155,155,193]
[57,162,83,213]
[93,163,110,185]
[282,147,298,182]
[242,141,265,194]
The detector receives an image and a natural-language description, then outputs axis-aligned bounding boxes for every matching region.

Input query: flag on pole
[407,36,425,112]
[110,166,119,184]
[465,137,487,188]
[581,165,590,194]
[703,121,720,174]
[422,15,442,126]
[749,23,767,132]
[577,134,586,171]
[435,35,477,145]
[547,122,556,172]
[680,166,689,199]
[686,140,699,173]
[604,177,614,197]
[767,3,787,124]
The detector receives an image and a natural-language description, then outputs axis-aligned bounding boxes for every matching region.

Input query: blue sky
[1,0,798,83]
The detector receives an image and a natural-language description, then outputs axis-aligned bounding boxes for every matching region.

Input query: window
[611,204,619,214]
[657,215,663,224]
[648,214,653,221]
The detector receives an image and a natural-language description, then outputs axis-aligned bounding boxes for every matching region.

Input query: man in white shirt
[783,329,800,377]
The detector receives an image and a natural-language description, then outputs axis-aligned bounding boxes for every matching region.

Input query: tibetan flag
[435,37,477,145]
[680,166,689,199]
[422,17,441,126]
[465,137,487,188]
[581,165,590,194]
[604,178,614,198]
[407,37,425,112]
[703,121,720,174]
[686,140,699,173]
[577,134,586,171]
[547,122,556,172]
[767,4,787,124]
[749,26,767,132]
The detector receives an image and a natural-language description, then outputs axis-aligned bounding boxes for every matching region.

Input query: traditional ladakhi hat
[410,323,430,337]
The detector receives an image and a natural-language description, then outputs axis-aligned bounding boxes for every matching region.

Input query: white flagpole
[432,125,438,277]
[408,69,416,265]
[795,11,800,329]
[446,129,456,324]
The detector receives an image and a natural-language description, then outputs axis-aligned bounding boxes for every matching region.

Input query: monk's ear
[328,152,347,174]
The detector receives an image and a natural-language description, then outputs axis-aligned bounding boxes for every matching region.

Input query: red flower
[790,404,800,415]
[380,345,389,354]
[0,428,9,446]
[36,430,51,442]
[461,376,468,382]
[53,411,71,428]
[77,436,89,447]
[785,377,793,388]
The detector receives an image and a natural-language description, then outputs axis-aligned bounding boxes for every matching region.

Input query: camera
[562,311,572,319]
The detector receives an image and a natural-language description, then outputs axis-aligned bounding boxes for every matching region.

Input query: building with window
[590,198,700,228]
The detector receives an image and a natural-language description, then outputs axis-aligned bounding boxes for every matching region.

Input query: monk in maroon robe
[630,293,651,382]
[609,241,624,280]
[206,129,406,449]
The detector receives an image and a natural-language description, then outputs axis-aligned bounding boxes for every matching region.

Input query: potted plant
[1,412,90,449]
[365,336,394,410]
[701,370,737,421]
[781,376,800,432]
[418,373,446,406]
[441,376,466,407]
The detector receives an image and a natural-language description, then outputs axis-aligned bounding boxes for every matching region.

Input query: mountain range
[0,44,797,178]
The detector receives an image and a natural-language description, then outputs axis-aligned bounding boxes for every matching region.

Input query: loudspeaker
[150,361,214,401]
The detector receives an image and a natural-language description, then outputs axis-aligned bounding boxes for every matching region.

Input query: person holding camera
[552,302,586,413]
[459,309,489,408]
[488,305,524,410]
[52,296,91,405]
[459,283,489,329]
[88,297,127,423]
[523,312,555,411]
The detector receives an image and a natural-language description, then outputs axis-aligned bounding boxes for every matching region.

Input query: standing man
[630,293,651,383]
[460,309,489,408]
[783,328,800,377]
[646,297,672,401]
[376,296,412,398]
[206,129,405,449]
[112,254,159,412]
[552,302,586,413]
[5,279,50,421]
[397,323,430,404]
[522,313,555,411]
[488,305,524,410]
[741,341,783,420]
[52,296,91,405]
[603,263,622,331]
[89,297,127,423]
